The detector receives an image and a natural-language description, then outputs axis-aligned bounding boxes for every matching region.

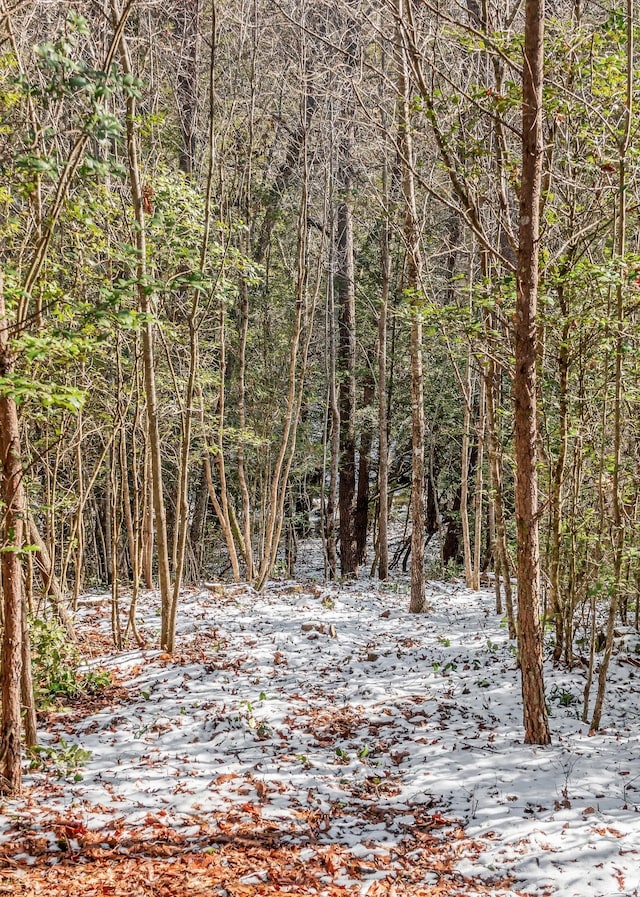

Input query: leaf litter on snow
[1,551,639,896]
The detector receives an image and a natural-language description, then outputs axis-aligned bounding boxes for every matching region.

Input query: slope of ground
[1,572,639,896]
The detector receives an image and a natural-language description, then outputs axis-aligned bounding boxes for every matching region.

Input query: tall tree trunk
[377,182,391,581]
[20,595,37,751]
[336,194,358,577]
[0,279,25,795]
[171,0,223,636]
[325,232,340,580]
[141,439,154,589]
[113,0,173,648]
[514,0,551,745]
[336,7,358,579]
[460,359,474,587]
[549,289,571,662]
[236,278,254,581]
[472,375,486,591]
[590,0,633,732]
[397,2,426,613]
[354,372,374,566]
[253,112,321,590]
[486,346,515,637]
[189,461,209,575]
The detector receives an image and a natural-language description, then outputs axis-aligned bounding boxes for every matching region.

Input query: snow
[2,555,640,895]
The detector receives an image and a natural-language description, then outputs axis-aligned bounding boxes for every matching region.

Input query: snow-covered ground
[1,556,640,895]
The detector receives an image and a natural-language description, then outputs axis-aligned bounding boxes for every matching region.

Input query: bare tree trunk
[236,279,254,580]
[472,375,486,590]
[336,6,358,579]
[325,231,340,580]
[73,411,85,610]
[549,293,571,662]
[189,461,209,575]
[168,315,197,644]
[0,278,25,795]
[27,516,75,640]
[141,439,154,589]
[354,373,374,566]
[377,191,391,580]
[109,442,122,648]
[514,0,550,745]
[590,0,633,732]
[113,0,172,647]
[21,596,37,751]
[253,113,322,590]
[121,420,143,645]
[170,0,221,632]
[103,469,113,586]
[460,360,474,587]
[397,2,426,613]
[486,348,515,636]
[337,193,358,577]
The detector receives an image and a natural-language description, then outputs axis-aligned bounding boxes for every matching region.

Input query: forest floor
[1,552,640,896]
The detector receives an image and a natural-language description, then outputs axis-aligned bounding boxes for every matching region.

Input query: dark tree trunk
[336,197,358,576]
[354,373,374,566]
[336,8,359,578]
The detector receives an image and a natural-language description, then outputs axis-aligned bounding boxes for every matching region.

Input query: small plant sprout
[549,685,578,707]
[29,739,92,782]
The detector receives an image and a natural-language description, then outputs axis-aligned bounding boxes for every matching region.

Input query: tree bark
[590,0,633,732]
[397,2,426,613]
[336,194,358,577]
[472,375,486,591]
[112,0,173,648]
[336,6,358,579]
[460,359,474,587]
[325,233,340,580]
[485,347,515,637]
[27,517,75,639]
[20,594,37,751]
[514,0,551,745]
[0,278,25,795]
[354,373,374,566]
[377,184,391,581]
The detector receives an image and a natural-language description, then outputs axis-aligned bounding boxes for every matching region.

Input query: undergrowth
[30,617,112,708]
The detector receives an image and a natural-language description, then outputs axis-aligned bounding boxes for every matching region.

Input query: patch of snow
[2,555,639,896]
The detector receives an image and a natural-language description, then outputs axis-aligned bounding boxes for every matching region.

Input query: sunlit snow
[2,544,639,895]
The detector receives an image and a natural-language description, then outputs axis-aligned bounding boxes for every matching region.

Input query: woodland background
[1,0,639,790]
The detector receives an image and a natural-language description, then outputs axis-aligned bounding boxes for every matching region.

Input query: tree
[589,0,634,732]
[111,0,174,651]
[395,1,426,613]
[336,2,359,578]
[514,0,550,745]
[0,0,134,793]
[0,277,27,795]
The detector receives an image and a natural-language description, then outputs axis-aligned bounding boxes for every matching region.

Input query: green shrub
[30,617,83,705]
[29,617,111,707]
[28,737,92,781]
